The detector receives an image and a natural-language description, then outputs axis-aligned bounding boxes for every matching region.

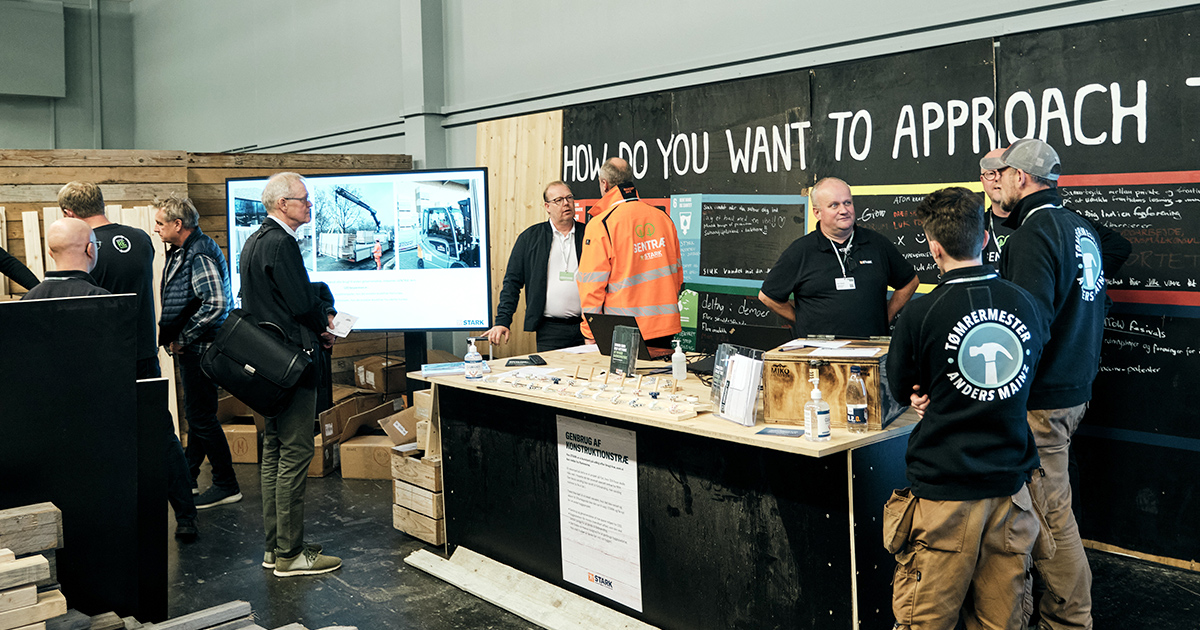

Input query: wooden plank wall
[475,110,564,358]
[0,149,416,405]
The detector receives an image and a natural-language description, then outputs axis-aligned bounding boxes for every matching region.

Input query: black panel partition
[0,295,166,619]
[440,390,906,629]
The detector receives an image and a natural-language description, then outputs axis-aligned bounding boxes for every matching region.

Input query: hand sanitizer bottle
[671,340,687,381]
[804,372,831,442]
[464,338,483,381]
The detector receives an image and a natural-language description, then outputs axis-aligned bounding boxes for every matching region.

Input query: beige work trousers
[1027,405,1093,630]
[887,486,1040,630]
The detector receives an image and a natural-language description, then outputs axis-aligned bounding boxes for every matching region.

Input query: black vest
[159,227,231,346]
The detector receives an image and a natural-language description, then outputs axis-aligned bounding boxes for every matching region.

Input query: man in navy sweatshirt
[886,186,1048,630]
[984,139,1104,630]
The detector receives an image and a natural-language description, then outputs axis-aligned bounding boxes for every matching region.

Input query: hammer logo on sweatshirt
[1075,227,1103,302]
[944,309,1033,401]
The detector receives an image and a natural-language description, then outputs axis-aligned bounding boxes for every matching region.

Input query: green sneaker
[262,543,322,568]
[273,547,342,577]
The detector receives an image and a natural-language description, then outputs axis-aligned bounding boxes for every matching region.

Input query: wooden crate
[394,479,444,520]
[392,504,445,546]
[761,340,903,430]
[391,451,442,492]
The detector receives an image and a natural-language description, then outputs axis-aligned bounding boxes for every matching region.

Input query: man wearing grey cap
[984,138,1100,630]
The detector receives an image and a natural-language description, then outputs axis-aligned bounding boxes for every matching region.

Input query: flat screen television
[225,167,491,331]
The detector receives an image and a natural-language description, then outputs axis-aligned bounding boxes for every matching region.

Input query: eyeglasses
[981,167,1010,181]
[546,195,575,205]
[284,196,311,205]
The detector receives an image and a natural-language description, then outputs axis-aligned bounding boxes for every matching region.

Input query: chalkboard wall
[560,6,1200,562]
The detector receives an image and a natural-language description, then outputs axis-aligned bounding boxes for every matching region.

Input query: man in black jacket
[484,181,586,351]
[0,245,39,293]
[985,139,1102,630]
[154,194,241,511]
[240,172,341,577]
[886,187,1047,630]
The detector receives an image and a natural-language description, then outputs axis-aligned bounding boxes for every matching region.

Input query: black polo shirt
[761,224,916,338]
[21,270,110,300]
[90,223,158,361]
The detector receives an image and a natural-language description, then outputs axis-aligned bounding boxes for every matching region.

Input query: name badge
[835,277,856,291]
[560,271,576,282]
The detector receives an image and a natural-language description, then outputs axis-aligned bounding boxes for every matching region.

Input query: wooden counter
[411,347,915,630]
[411,348,917,458]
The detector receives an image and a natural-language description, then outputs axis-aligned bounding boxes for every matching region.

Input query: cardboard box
[354,355,407,394]
[391,450,442,491]
[317,392,384,441]
[223,422,259,463]
[332,384,368,404]
[394,479,444,519]
[341,398,406,444]
[308,433,340,477]
[341,435,396,479]
[392,503,445,546]
[379,406,419,446]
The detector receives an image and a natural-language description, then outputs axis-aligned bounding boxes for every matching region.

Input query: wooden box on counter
[761,340,904,431]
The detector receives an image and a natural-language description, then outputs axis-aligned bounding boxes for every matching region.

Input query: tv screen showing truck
[225,167,491,331]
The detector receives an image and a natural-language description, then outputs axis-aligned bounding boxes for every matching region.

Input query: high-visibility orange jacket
[577,184,684,341]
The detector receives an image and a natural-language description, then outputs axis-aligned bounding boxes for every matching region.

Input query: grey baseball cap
[979,138,1061,180]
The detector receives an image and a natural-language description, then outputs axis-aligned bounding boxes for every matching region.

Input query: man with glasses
[21,218,108,299]
[485,180,587,351]
[240,172,341,577]
[979,148,1015,266]
[984,139,1106,630]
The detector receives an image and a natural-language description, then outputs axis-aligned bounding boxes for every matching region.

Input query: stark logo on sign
[588,573,613,589]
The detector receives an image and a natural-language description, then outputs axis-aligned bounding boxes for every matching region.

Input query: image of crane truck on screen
[311,183,397,271]
[404,181,481,270]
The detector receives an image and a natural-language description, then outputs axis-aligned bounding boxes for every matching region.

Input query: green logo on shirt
[112,235,132,253]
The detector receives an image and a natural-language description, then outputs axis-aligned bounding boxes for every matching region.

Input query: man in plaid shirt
[154,194,241,515]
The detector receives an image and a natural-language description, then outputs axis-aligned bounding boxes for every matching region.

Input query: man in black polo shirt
[885,186,1047,630]
[57,181,160,379]
[21,218,108,300]
[759,177,918,337]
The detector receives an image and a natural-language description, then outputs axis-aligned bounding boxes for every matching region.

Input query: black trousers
[536,318,585,352]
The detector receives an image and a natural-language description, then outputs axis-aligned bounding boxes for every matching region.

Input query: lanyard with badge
[830,232,856,291]
[556,228,576,283]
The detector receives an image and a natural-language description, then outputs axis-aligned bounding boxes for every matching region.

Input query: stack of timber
[0,547,66,630]
[107,600,356,630]
[391,388,446,546]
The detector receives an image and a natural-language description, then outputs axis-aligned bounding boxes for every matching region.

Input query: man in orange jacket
[577,157,684,343]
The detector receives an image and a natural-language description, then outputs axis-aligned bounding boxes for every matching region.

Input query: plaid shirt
[165,249,228,357]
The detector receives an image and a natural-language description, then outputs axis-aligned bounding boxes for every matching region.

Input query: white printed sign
[557,416,642,611]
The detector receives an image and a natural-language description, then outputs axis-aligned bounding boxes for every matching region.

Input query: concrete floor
[168,463,1200,629]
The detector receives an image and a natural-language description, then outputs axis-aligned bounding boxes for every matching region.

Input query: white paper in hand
[330,311,358,338]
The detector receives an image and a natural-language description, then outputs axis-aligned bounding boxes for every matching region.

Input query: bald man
[759,177,918,338]
[21,218,109,299]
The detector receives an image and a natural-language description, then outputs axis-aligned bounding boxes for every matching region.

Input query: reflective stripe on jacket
[577,184,684,340]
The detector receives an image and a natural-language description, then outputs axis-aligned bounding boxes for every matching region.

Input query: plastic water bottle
[671,339,687,381]
[464,338,483,381]
[804,381,831,442]
[846,365,868,434]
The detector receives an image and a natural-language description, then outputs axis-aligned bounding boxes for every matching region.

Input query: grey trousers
[262,384,316,558]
